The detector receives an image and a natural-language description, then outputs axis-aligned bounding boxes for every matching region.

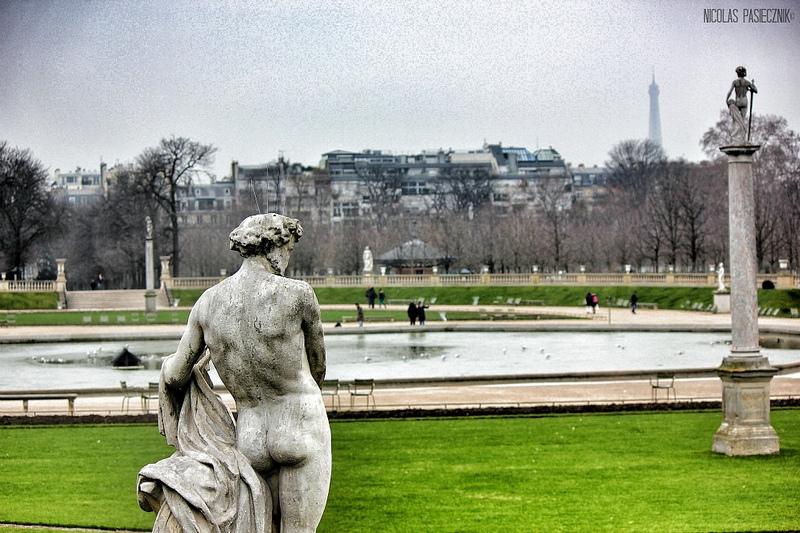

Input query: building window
[401,181,430,196]
[333,201,359,218]
[493,193,510,202]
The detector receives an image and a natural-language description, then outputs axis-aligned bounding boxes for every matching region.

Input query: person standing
[378,288,386,309]
[585,292,593,314]
[355,303,364,327]
[591,293,599,314]
[407,302,417,326]
[630,292,639,314]
[365,286,376,309]
[417,300,429,326]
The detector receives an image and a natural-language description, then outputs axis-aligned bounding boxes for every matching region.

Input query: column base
[712,356,780,456]
[144,290,157,313]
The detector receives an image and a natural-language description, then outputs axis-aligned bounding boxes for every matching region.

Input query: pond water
[1,331,799,390]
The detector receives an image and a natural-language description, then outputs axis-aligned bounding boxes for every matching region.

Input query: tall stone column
[712,144,779,456]
[144,217,157,313]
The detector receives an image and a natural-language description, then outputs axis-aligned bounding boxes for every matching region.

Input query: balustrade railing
[5,280,55,291]
[170,277,225,289]
[2,272,797,293]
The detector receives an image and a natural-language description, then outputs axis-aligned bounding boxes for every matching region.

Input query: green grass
[175,285,800,314]
[0,529,87,533]
[0,293,58,310]
[1,410,799,531]
[759,288,800,314]
[0,310,190,326]
[2,287,798,323]
[0,309,570,327]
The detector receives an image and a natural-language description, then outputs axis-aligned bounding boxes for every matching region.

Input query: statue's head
[736,66,747,78]
[230,214,303,273]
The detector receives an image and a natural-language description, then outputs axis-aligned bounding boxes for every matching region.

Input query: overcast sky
[1,0,798,178]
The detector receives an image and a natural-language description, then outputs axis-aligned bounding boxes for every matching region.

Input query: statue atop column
[145,216,153,240]
[138,213,331,531]
[363,246,373,274]
[725,66,757,143]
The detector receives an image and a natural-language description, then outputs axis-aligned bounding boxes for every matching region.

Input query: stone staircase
[66,289,169,310]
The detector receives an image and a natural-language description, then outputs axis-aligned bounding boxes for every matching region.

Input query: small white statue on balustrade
[363,246,373,274]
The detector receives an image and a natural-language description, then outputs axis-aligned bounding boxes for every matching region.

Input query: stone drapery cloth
[137,355,272,531]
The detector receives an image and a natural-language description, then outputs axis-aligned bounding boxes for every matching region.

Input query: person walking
[630,292,639,314]
[585,292,593,314]
[355,303,364,327]
[407,302,417,326]
[591,293,599,314]
[378,288,386,309]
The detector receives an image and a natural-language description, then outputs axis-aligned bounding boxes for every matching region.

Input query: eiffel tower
[648,69,662,146]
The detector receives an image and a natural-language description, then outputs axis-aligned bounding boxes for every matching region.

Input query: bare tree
[0,142,64,277]
[535,175,572,270]
[701,112,800,270]
[606,139,666,203]
[357,164,403,224]
[438,166,494,213]
[134,136,217,276]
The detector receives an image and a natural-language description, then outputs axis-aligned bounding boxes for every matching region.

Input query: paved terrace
[1,306,799,417]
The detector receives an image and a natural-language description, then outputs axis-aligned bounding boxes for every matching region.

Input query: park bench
[649,374,676,402]
[0,314,17,327]
[638,302,658,310]
[0,393,78,415]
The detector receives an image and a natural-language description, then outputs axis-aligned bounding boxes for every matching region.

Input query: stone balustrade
[2,272,797,292]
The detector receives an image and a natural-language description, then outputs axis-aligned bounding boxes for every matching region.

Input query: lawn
[0,309,572,327]
[173,285,800,316]
[1,410,799,532]
[0,293,58,310]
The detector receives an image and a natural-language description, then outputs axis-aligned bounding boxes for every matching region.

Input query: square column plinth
[712,357,779,456]
[145,290,157,313]
[713,291,730,313]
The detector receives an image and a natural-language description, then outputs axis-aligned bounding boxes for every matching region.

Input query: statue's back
[198,268,314,402]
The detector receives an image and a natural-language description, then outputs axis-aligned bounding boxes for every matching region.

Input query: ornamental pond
[2,331,800,390]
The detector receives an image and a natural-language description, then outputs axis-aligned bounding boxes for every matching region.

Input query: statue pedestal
[712,357,779,456]
[144,290,157,313]
[713,291,730,313]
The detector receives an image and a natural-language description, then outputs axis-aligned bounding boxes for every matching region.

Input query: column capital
[720,144,761,158]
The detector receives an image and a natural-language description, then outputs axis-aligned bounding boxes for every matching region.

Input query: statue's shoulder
[282,276,313,292]
[196,275,238,303]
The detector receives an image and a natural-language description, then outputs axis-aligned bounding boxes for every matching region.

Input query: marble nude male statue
[138,214,331,532]
[725,66,757,142]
